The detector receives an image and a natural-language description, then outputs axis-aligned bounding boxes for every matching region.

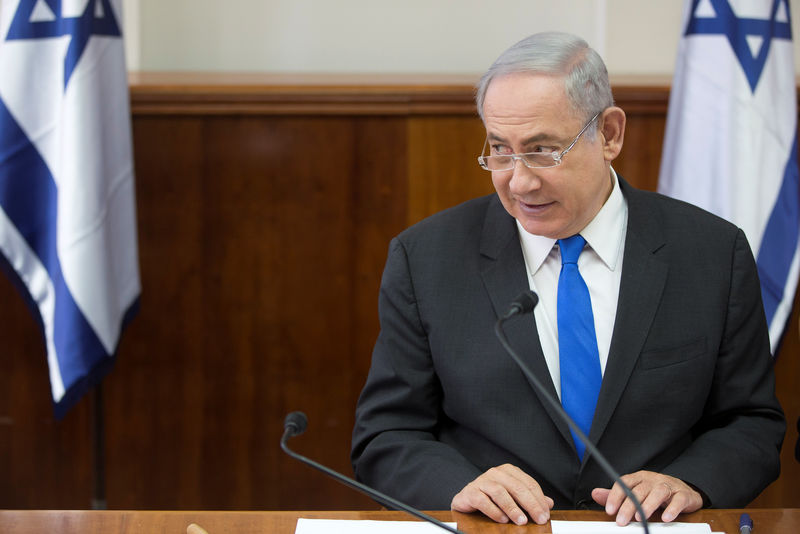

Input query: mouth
[517,199,554,215]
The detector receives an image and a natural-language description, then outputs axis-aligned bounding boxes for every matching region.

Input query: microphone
[280,411,464,534]
[501,289,539,319]
[495,290,650,534]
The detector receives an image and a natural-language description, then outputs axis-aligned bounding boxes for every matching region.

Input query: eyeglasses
[477,112,601,171]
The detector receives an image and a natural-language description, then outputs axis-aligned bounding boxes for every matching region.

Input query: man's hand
[591,470,704,525]
[450,464,554,525]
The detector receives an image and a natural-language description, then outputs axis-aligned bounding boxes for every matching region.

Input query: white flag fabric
[0,0,140,417]
[659,0,799,353]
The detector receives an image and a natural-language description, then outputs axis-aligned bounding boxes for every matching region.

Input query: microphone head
[512,290,539,314]
[284,411,308,436]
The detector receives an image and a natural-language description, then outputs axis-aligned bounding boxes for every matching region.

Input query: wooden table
[1,509,797,533]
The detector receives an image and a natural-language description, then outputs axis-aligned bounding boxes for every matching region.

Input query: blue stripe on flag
[686,0,792,40]
[6,0,123,88]
[0,95,118,418]
[757,131,800,326]
[685,0,793,93]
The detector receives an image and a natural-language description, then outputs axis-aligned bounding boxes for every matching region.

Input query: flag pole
[91,383,107,510]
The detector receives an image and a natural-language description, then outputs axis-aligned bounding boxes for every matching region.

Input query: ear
[599,106,626,162]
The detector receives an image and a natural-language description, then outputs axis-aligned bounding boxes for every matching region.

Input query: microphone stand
[281,412,464,534]
[495,295,650,534]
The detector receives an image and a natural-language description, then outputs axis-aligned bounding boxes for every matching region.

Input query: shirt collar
[516,167,627,273]
[581,167,626,270]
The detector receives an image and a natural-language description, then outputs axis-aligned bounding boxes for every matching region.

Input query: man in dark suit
[351,32,784,527]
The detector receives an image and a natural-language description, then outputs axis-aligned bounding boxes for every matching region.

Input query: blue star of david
[4,0,122,89]
[685,0,792,93]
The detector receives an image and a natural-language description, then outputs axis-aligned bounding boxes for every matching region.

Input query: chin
[518,220,556,238]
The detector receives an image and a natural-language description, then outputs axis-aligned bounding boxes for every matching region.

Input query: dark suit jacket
[351,177,785,510]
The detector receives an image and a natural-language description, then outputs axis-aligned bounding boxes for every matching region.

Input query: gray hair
[475,32,614,133]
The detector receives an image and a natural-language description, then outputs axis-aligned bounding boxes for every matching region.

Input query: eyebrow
[487,131,561,146]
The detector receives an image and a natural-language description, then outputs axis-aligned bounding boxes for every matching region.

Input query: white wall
[4,0,788,76]
[130,0,603,73]
[124,0,680,74]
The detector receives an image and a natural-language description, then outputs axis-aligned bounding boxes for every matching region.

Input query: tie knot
[558,235,586,265]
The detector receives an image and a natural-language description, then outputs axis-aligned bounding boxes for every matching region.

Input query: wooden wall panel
[104,114,388,510]
[0,74,797,512]
[104,116,212,507]
[614,115,668,192]
[406,116,492,225]
[349,116,411,425]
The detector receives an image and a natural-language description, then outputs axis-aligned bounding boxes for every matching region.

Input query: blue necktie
[557,235,602,461]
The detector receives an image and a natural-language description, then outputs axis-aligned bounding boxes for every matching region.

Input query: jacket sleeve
[351,237,482,509]
[662,229,785,507]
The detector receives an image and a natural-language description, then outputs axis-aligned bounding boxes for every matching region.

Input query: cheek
[490,172,512,196]
[559,186,580,209]
[566,184,596,215]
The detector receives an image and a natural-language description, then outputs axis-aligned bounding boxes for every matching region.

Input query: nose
[508,158,542,195]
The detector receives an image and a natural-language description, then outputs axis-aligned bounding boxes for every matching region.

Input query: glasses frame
[477,111,601,171]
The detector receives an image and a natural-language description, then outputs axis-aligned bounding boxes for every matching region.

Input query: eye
[491,144,513,155]
[530,145,556,154]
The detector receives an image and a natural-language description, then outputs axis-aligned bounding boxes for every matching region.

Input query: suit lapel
[479,196,575,448]
[477,182,670,460]
[588,180,668,451]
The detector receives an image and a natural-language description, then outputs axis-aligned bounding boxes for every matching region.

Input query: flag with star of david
[659,0,799,354]
[0,0,140,418]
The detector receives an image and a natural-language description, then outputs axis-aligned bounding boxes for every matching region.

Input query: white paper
[551,520,714,534]
[295,518,459,533]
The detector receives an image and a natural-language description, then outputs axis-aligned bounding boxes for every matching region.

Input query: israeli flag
[0,0,140,417]
[659,0,799,354]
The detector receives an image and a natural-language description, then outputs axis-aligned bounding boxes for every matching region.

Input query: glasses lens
[486,155,512,170]
[479,152,559,171]
[523,153,558,168]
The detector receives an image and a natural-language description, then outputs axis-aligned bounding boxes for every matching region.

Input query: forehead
[482,73,576,133]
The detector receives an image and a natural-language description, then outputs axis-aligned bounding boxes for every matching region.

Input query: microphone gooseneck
[495,291,651,534]
[280,411,464,534]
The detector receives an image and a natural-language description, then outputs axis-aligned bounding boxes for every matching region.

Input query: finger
[614,493,640,526]
[451,464,554,526]
[476,476,531,525]
[614,481,651,526]
[604,474,641,516]
[486,465,551,524]
[187,524,209,534]
[451,486,512,524]
[661,494,684,523]
[591,487,611,507]
[661,487,702,522]
[638,481,675,522]
[468,464,549,525]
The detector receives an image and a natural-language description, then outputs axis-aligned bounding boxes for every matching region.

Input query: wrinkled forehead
[481,73,583,136]
[481,72,580,124]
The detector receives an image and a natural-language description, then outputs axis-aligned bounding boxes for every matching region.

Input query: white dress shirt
[516,168,628,399]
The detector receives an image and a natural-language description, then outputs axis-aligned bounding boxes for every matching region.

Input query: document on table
[294,518,724,534]
[295,518,459,533]
[551,520,720,534]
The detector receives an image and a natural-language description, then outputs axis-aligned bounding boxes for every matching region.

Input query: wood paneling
[0,74,797,511]
[3,509,799,534]
[406,116,492,225]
